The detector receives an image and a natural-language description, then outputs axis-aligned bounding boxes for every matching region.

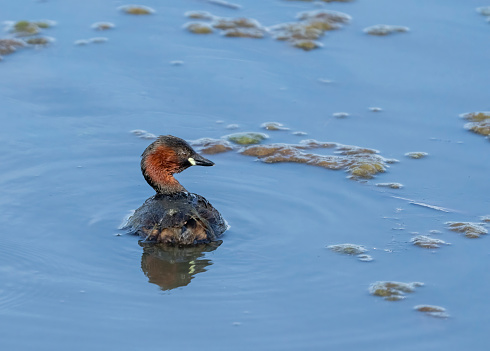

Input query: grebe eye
[188,157,196,166]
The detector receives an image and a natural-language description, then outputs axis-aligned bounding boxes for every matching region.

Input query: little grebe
[123,135,227,245]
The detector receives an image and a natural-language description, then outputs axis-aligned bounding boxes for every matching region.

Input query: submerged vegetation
[369,281,424,301]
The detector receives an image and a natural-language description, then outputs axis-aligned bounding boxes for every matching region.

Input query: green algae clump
[364,25,409,36]
[190,138,235,154]
[411,235,449,249]
[119,5,155,15]
[405,152,428,159]
[226,132,269,145]
[25,37,53,46]
[369,281,424,301]
[414,305,449,318]
[12,21,40,36]
[185,22,214,34]
[446,221,488,238]
[460,111,490,137]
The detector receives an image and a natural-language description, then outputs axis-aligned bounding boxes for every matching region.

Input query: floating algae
[405,152,428,159]
[34,20,56,29]
[376,182,403,189]
[261,122,289,131]
[185,13,266,38]
[8,19,56,37]
[11,20,41,36]
[222,28,265,38]
[411,235,449,249]
[184,11,216,20]
[25,36,54,46]
[225,132,269,145]
[446,221,487,238]
[292,40,322,51]
[119,5,155,15]
[269,10,351,50]
[369,281,424,301]
[240,140,397,180]
[0,38,25,55]
[191,138,235,154]
[460,112,490,137]
[477,6,490,16]
[364,25,409,36]
[327,244,373,262]
[213,18,265,38]
[333,112,349,118]
[327,243,367,255]
[184,22,214,34]
[212,17,262,30]
[357,254,373,262]
[480,215,490,223]
[184,9,349,47]
[414,305,449,318]
[91,22,116,30]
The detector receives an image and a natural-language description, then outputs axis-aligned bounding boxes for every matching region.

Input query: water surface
[1,0,489,350]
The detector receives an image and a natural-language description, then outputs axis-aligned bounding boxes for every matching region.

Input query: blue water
[1,0,489,350]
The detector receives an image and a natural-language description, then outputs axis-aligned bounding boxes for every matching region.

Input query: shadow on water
[139,240,222,291]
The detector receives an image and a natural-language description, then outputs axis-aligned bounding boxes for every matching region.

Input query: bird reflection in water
[139,240,222,290]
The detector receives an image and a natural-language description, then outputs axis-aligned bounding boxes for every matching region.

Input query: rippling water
[1,0,489,350]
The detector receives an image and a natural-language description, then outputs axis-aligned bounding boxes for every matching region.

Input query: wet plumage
[123,135,228,245]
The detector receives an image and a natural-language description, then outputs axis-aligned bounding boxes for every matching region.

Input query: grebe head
[141,135,214,194]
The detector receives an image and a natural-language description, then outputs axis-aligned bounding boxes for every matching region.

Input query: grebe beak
[189,154,214,167]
